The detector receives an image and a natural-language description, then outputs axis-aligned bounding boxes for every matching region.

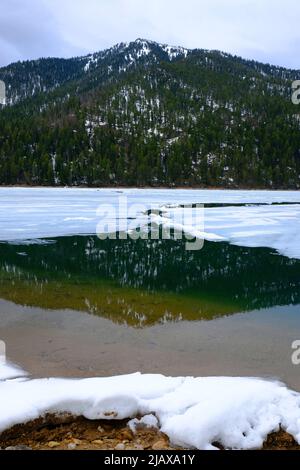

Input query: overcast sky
[1,0,300,69]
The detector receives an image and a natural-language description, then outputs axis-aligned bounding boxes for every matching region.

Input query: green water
[0,236,299,327]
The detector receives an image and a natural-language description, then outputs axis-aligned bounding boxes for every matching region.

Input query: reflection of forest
[0,236,299,325]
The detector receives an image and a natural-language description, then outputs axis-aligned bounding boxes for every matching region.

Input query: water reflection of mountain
[0,236,299,326]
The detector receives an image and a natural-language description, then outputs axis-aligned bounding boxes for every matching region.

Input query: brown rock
[119,429,133,441]
[92,440,104,445]
[152,439,169,450]
[48,441,60,448]
[71,438,82,445]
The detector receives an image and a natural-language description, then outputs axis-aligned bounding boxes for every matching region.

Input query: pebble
[47,441,60,448]
[97,426,105,433]
[67,443,77,450]
[92,440,104,445]
[72,438,82,445]
[114,443,125,450]
[152,440,169,450]
[5,445,32,451]
[119,429,133,441]
[134,444,144,450]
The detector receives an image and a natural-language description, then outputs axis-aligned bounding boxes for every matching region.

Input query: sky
[0,0,300,69]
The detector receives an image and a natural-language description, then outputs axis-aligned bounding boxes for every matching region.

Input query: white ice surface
[159,204,300,259]
[1,365,300,450]
[0,187,300,258]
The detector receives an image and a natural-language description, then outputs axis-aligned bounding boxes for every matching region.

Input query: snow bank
[0,372,181,435]
[1,366,300,450]
[144,376,300,450]
[1,188,300,259]
[0,362,27,381]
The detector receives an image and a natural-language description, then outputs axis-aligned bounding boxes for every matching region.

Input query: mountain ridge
[0,39,191,105]
[0,39,300,188]
[1,38,299,106]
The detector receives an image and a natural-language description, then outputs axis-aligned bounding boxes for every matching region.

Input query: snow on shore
[0,362,27,381]
[1,363,300,450]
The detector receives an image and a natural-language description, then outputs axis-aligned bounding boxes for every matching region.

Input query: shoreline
[1,363,300,451]
[0,185,299,192]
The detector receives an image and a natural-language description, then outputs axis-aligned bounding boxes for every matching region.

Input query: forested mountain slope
[0,39,300,188]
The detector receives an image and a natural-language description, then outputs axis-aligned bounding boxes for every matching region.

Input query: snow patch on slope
[135,39,151,58]
[161,44,189,60]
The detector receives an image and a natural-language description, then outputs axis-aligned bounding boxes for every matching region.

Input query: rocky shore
[1,416,300,451]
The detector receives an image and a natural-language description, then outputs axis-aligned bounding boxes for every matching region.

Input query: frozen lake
[0,187,300,258]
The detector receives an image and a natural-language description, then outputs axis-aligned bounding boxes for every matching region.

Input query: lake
[0,188,300,389]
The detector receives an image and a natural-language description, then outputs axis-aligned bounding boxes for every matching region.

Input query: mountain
[0,39,190,105]
[0,38,300,188]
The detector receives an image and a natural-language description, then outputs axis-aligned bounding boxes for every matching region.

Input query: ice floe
[159,203,300,259]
